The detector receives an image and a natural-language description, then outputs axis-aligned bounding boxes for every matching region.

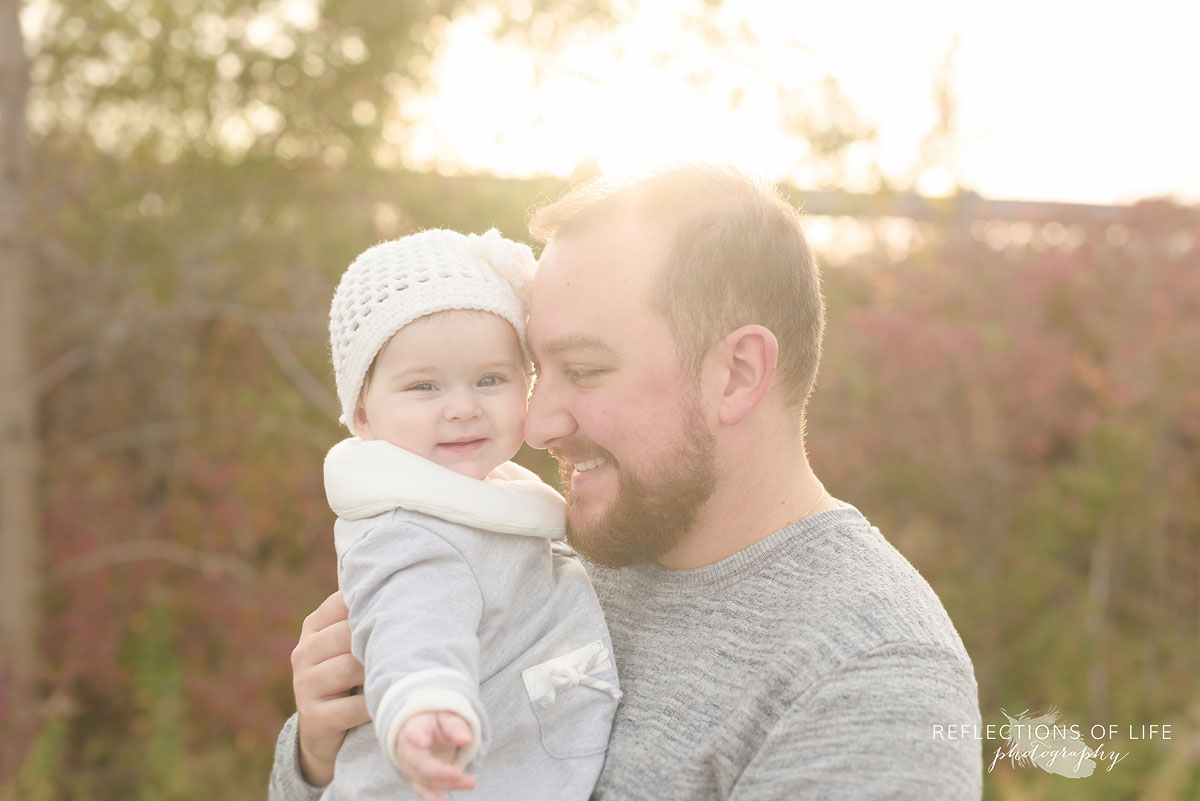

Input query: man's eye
[565,368,602,382]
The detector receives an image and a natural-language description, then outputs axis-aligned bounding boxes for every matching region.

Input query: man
[271,165,983,800]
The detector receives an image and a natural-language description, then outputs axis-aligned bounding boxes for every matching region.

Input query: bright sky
[403,0,1200,205]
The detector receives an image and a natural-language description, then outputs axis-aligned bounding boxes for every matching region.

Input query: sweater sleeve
[729,642,983,801]
[267,713,324,801]
[340,517,488,770]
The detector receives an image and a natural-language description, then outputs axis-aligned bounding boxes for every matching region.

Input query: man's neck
[654,441,830,570]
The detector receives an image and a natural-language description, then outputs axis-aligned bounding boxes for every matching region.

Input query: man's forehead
[527,218,676,354]
[534,220,669,290]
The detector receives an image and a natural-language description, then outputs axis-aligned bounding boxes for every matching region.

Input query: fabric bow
[535,648,621,708]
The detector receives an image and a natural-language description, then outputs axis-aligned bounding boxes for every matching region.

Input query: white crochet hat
[329,228,535,435]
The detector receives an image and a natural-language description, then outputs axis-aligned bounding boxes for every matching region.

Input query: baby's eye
[406,382,435,392]
[477,374,506,388]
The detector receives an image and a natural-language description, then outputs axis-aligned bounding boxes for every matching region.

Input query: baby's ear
[353,401,373,440]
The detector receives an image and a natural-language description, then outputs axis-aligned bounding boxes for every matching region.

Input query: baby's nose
[444,389,481,420]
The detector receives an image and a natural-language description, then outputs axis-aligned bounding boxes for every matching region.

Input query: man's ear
[704,324,778,427]
[353,400,374,440]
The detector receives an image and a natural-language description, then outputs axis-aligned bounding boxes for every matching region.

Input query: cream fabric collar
[323,438,565,539]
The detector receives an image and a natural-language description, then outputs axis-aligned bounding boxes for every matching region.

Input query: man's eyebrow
[542,335,618,356]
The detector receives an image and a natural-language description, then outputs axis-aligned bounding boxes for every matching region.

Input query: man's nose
[443,389,481,421]
[523,376,574,449]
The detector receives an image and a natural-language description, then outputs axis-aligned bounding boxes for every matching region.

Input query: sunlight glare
[398,0,1199,203]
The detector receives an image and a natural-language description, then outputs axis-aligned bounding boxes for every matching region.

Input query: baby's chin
[438,454,518,482]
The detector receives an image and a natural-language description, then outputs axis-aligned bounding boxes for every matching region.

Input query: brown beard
[558,412,717,568]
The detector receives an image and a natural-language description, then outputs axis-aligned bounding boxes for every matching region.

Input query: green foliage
[2,717,67,801]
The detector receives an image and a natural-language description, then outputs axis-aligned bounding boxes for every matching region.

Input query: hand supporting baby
[395,710,478,801]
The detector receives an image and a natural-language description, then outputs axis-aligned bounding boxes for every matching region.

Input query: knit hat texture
[329,228,535,435]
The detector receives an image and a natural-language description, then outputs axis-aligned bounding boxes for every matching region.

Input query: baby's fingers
[435,712,474,747]
[404,749,476,789]
[411,782,465,801]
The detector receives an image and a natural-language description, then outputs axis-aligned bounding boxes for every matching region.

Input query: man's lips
[437,438,486,453]
[550,447,612,467]
[552,450,613,486]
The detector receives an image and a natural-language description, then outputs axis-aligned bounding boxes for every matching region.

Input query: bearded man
[271,165,983,801]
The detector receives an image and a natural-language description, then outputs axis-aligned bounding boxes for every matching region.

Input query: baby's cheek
[507,389,530,425]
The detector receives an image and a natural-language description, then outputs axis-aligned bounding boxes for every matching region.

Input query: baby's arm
[338,517,487,794]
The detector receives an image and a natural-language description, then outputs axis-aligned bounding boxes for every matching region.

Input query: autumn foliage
[7,142,1199,801]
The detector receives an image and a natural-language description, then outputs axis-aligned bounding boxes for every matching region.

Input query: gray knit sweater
[271,503,982,800]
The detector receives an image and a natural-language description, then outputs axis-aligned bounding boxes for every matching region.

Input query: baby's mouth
[438,438,486,453]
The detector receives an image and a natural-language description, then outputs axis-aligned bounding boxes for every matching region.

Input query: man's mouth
[551,448,612,472]
[551,447,616,491]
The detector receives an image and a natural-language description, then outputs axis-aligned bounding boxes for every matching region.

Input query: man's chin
[565,519,638,568]
[564,504,612,560]
[564,494,685,569]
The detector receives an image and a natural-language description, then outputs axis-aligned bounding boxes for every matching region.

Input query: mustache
[548,442,616,467]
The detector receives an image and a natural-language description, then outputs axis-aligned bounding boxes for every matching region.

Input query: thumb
[436,712,474,746]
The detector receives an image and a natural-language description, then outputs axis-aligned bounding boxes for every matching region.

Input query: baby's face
[354,309,528,480]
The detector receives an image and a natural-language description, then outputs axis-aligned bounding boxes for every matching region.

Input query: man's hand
[394,711,477,801]
[291,590,370,786]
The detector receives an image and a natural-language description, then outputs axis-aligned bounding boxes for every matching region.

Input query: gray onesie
[322,438,619,801]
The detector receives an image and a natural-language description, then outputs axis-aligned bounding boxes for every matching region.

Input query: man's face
[524,221,717,566]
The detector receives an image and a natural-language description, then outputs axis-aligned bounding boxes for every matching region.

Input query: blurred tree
[0,0,40,779]
[24,0,612,167]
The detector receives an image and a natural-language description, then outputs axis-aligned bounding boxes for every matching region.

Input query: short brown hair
[529,164,825,412]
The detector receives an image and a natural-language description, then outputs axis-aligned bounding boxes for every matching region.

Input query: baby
[323,229,619,801]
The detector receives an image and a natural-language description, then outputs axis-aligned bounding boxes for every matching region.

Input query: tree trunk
[0,0,40,779]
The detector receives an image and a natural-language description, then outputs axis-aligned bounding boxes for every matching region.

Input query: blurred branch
[35,300,329,402]
[1086,527,1113,721]
[34,344,93,396]
[255,322,339,422]
[70,421,201,464]
[253,415,339,452]
[787,187,1139,226]
[54,539,254,584]
[52,418,334,463]
[915,34,961,186]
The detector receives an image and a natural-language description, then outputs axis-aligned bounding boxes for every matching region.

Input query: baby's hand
[395,710,477,801]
